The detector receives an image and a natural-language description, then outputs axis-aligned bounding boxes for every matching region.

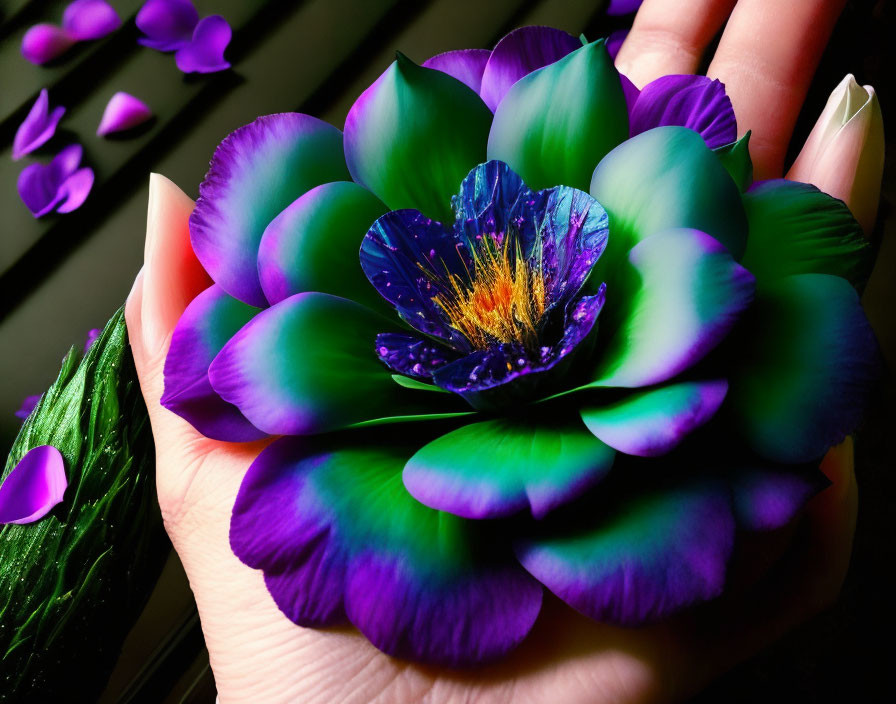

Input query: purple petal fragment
[15,395,41,422]
[422,49,491,94]
[62,0,121,40]
[606,29,628,61]
[630,75,737,149]
[13,89,66,160]
[17,144,93,218]
[21,24,76,65]
[607,0,644,15]
[97,91,153,136]
[480,26,581,112]
[730,466,827,532]
[136,0,199,51]
[83,328,101,351]
[0,446,67,525]
[175,15,231,74]
[55,167,94,213]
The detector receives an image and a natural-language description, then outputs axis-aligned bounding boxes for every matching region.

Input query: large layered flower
[162,27,880,665]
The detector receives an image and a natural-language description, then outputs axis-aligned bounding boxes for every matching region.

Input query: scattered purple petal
[18,144,94,218]
[137,0,199,51]
[0,446,67,525]
[174,15,231,73]
[15,395,41,422]
[12,89,66,160]
[21,24,77,65]
[97,91,153,136]
[62,0,121,40]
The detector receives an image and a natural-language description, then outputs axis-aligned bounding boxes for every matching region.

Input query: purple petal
[630,75,737,149]
[15,395,41,422]
[607,0,644,15]
[21,24,76,65]
[83,328,101,352]
[731,466,827,532]
[375,332,459,379]
[606,29,628,60]
[136,0,199,51]
[0,446,67,525]
[162,285,267,442]
[62,0,121,40]
[17,145,89,218]
[620,71,640,115]
[422,49,491,93]
[13,89,66,160]
[96,91,153,136]
[175,15,231,74]
[480,26,581,112]
[55,167,94,213]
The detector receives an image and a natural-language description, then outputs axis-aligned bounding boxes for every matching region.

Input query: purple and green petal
[590,126,748,267]
[258,181,387,308]
[741,179,869,287]
[580,380,728,457]
[488,40,628,191]
[21,24,76,65]
[136,0,199,51]
[515,478,734,624]
[589,228,754,389]
[344,53,491,222]
[730,273,879,463]
[189,113,349,307]
[629,75,737,149]
[13,89,65,161]
[730,465,828,532]
[231,437,542,665]
[161,285,265,442]
[62,0,120,40]
[175,15,232,74]
[96,91,153,136]
[479,26,581,112]
[404,414,615,519]
[422,49,490,93]
[209,292,445,435]
[0,446,67,525]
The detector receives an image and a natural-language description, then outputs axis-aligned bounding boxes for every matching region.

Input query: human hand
[126,1,871,701]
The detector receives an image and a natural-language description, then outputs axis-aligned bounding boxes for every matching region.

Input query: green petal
[487,40,628,191]
[404,414,615,519]
[713,131,753,191]
[741,179,870,288]
[344,53,492,222]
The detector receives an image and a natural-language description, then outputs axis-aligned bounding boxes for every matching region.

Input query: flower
[137,0,232,73]
[162,27,880,665]
[13,89,65,160]
[17,144,94,218]
[21,0,120,65]
[0,446,67,525]
[787,74,885,235]
[97,92,153,136]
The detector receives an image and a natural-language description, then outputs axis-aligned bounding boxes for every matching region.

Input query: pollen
[429,236,547,350]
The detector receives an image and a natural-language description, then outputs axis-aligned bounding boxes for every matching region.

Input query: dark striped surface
[1,1,894,701]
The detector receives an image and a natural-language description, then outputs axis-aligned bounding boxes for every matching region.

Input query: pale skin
[126,1,861,701]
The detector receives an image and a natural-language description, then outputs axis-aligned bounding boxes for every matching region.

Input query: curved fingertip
[125,266,145,334]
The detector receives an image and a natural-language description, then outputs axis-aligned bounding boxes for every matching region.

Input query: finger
[140,173,210,362]
[707,0,846,179]
[614,0,736,88]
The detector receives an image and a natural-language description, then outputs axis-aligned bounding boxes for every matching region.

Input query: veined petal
[479,26,580,112]
[209,292,445,435]
[404,414,615,519]
[189,113,348,307]
[96,92,153,136]
[488,40,628,191]
[422,48,490,94]
[741,179,869,287]
[175,15,232,74]
[62,0,120,40]
[344,53,491,222]
[730,273,879,463]
[0,446,67,525]
[230,437,542,665]
[580,380,728,457]
[258,181,387,308]
[13,89,65,160]
[136,0,198,51]
[162,285,266,442]
[21,24,76,65]
[589,228,754,389]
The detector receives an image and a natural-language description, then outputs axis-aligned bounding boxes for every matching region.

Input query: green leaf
[714,131,753,191]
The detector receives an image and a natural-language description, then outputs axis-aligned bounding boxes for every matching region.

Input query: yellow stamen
[429,236,546,350]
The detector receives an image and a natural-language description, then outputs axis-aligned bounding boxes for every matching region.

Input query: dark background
[0,0,894,701]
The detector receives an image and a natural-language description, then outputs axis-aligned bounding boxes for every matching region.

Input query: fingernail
[788,75,885,235]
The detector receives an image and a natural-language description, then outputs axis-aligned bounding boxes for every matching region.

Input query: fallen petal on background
[13,89,66,160]
[175,15,232,73]
[0,446,67,525]
[97,92,153,136]
[55,167,95,213]
[21,24,76,65]
[17,144,92,218]
[62,0,121,40]
[137,0,199,51]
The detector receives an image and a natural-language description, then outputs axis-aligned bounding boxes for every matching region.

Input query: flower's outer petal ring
[230,436,543,665]
[422,48,490,94]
